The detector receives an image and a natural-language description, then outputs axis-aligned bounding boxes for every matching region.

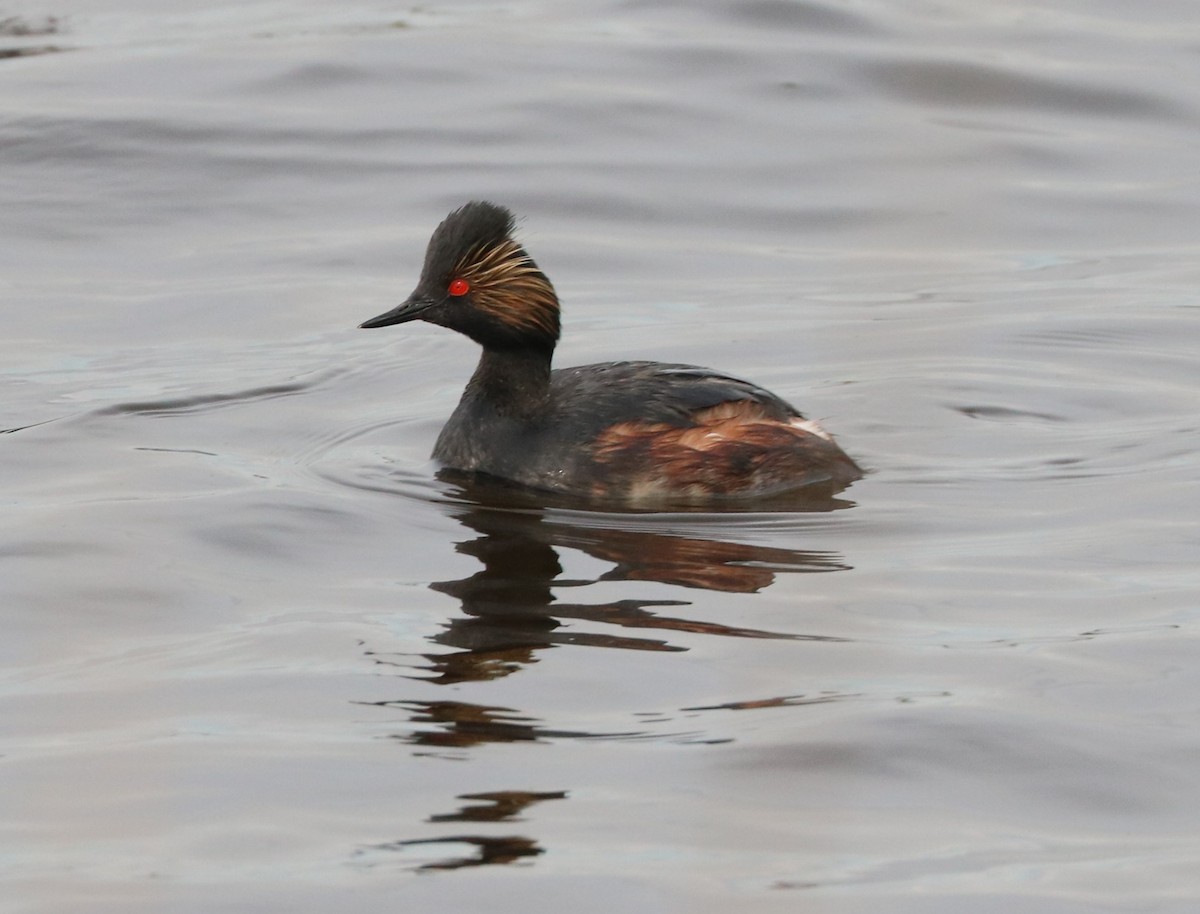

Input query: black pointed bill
[359,295,436,329]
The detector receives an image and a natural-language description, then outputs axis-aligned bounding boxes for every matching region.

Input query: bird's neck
[462,345,554,420]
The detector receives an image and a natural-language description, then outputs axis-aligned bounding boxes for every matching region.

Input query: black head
[360,201,560,352]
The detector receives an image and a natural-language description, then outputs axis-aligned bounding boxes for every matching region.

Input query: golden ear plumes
[455,239,560,340]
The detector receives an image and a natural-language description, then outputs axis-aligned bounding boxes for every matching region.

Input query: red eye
[448,278,470,297]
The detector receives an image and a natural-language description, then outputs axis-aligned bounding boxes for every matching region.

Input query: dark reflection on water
[683,692,864,711]
[364,482,853,690]
[356,789,567,872]
[0,14,61,36]
[361,698,658,749]
[363,834,546,871]
[96,383,314,416]
[355,481,860,870]
[0,419,57,435]
[355,477,856,758]
[93,369,344,417]
[428,790,569,824]
[0,13,63,60]
[0,46,61,59]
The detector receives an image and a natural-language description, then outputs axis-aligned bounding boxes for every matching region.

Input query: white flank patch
[790,417,833,441]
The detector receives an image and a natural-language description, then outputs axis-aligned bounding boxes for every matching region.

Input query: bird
[359,201,862,503]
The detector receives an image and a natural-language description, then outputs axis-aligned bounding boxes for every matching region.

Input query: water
[4,2,1200,911]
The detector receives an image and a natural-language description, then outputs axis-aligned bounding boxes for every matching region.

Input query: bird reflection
[365,482,853,686]
[392,835,542,870]
[358,790,566,872]
[358,482,855,869]
[427,790,568,824]
[362,476,854,706]
[359,697,651,750]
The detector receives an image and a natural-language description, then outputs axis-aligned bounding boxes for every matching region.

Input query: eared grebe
[360,201,862,502]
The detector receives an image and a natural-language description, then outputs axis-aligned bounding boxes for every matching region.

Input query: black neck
[461,345,553,420]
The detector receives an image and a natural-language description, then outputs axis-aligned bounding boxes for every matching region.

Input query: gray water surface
[4,2,1200,912]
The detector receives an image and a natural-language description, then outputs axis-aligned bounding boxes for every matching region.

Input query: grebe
[360,201,861,502]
